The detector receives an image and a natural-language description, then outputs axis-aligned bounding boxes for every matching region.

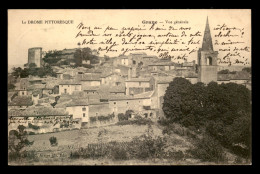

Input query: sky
[8,9,251,68]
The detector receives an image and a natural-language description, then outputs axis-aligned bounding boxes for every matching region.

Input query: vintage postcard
[8,9,251,165]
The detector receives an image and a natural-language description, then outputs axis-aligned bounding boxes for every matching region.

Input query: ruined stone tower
[197,17,218,84]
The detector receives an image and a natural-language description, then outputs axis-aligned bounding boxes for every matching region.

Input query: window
[150,113,153,117]
[83,113,85,117]
[114,102,116,105]
[82,107,86,111]
[126,102,128,104]
[207,57,213,65]
[96,113,98,116]
[139,82,141,86]
[22,92,24,95]
[64,89,67,94]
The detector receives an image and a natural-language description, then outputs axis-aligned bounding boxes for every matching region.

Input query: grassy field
[9,123,204,165]
[9,122,243,165]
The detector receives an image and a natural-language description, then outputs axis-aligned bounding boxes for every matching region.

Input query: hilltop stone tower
[28,47,42,68]
[197,17,218,84]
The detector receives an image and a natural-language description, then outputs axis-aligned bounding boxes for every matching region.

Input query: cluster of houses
[8,51,251,133]
[8,52,200,132]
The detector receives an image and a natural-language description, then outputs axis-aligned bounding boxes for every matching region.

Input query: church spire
[202,16,214,51]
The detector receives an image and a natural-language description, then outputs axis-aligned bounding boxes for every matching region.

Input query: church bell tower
[198,17,218,84]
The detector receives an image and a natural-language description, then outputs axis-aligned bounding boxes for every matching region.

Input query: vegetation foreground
[8,118,250,165]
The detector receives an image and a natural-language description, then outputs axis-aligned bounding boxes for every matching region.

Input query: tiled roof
[125,77,151,82]
[82,85,99,91]
[154,76,174,84]
[8,106,68,117]
[67,99,89,106]
[100,72,113,78]
[217,74,230,81]
[108,95,133,101]
[148,60,175,66]
[66,98,108,107]
[27,84,46,90]
[8,96,33,106]
[217,71,250,81]
[133,91,154,99]
[108,86,126,93]
[142,55,157,58]
[80,74,101,81]
[85,69,102,74]
[28,77,43,82]
[59,80,81,85]
[185,73,198,78]
[109,91,154,101]
[230,71,250,80]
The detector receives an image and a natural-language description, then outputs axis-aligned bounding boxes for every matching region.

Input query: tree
[81,47,92,60]
[37,68,46,78]
[104,55,110,61]
[74,49,82,66]
[42,50,62,65]
[8,83,16,91]
[162,77,193,124]
[11,67,23,78]
[242,67,251,74]
[81,47,99,64]
[29,63,37,69]
[8,125,34,161]
[162,77,251,158]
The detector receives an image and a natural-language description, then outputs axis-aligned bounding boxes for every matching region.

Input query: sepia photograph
[8,9,251,165]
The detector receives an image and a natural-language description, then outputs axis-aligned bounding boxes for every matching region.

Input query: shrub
[188,135,227,163]
[162,124,175,135]
[116,118,153,126]
[21,150,39,162]
[110,146,128,160]
[158,117,172,126]
[89,117,97,122]
[133,118,153,125]
[118,113,128,121]
[49,136,58,146]
[70,129,167,161]
[128,135,166,159]
[234,156,243,164]
[125,110,134,118]
[166,150,185,161]
[28,123,40,130]
[28,132,36,135]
